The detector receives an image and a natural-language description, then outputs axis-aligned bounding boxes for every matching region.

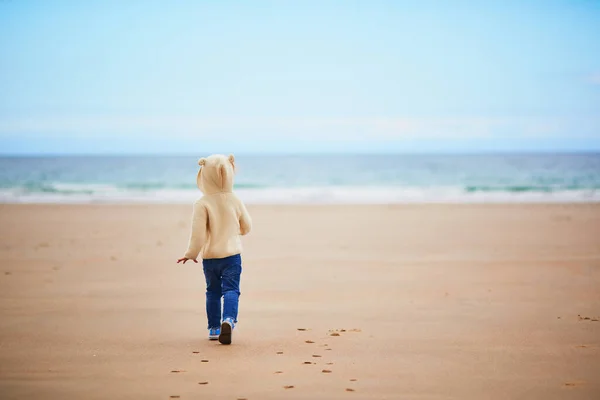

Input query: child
[177,154,252,345]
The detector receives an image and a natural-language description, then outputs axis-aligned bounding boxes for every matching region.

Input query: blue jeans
[202,254,242,329]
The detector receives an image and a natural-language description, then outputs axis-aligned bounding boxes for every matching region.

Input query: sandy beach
[0,203,599,399]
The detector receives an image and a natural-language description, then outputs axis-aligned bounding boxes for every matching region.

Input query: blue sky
[0,0,599,154]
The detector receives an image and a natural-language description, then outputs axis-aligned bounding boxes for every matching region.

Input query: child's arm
[178,201,208,263]
[238,199,252,236]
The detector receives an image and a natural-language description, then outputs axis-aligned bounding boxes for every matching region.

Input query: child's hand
[177,257,198,264]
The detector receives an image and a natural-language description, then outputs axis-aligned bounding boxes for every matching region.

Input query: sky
[0,0,599,154]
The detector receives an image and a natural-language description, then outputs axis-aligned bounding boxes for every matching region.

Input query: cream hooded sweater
[183,154,252,260]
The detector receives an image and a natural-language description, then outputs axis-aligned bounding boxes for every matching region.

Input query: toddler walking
[177,154,252,345]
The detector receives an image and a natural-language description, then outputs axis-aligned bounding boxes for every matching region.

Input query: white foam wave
[0,186,599,204]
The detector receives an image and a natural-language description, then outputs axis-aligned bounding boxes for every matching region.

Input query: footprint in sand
[110,256,117,261]
[564,381,585,387]
[346,388,355,392]
[276,351,284,355]
[325,349,332,351]
[170,396,180,398]
[170,370,186,373]
[326,362,333,365]
[275,371,283,374]
[330,333,340,337]
[350,379,357,381]
[198,381,209,385]
[577,314,599,321]
[305,340,315,343]
[192,351,200,354]
[312,355,322,358]
[322,369,332,373]
[284,385,295,389]
[201,360,209,363]
[4,272,11,276]
[297,328,308,331]
[303,361,314,365]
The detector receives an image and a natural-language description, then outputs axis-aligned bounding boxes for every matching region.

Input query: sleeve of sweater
[238,197,252,236]
[184,200,208,259]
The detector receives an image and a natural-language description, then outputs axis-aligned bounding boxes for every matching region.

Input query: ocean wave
[465,184,600,193]
[0,185,598,204]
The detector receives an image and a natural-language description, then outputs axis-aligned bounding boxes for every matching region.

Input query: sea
[1,154,599,204]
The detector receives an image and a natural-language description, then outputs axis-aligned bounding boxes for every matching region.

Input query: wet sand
[1,203,599,399]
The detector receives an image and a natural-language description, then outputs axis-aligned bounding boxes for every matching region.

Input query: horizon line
[1,150,600,157]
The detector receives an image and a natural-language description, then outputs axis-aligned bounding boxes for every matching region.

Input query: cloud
[0,114,598,141]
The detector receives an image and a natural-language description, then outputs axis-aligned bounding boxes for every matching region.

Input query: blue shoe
[208,327,220,340]
[219,318,235,345]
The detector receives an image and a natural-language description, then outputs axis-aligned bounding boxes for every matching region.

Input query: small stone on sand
[330,333,340,337]
[322,369,332,373]
[346,388,355,392]
[198,381,209,385]
[284,385,295,389]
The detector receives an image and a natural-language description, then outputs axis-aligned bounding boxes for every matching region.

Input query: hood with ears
[196,154,236,194]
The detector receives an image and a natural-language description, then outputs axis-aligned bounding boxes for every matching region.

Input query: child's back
[178,154,251,345]
[184,154,251,261]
